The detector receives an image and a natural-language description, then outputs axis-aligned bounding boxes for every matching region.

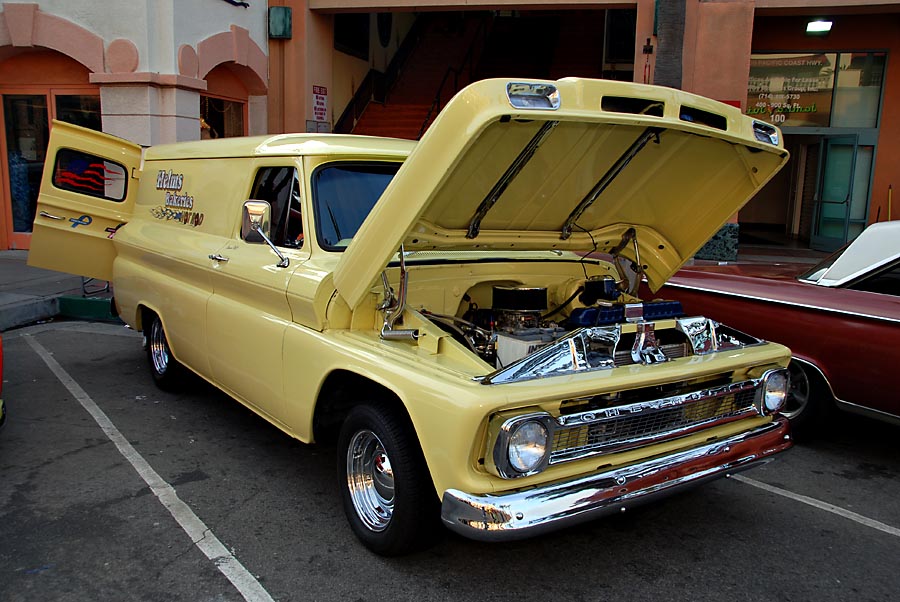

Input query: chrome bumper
[441,417,791,541]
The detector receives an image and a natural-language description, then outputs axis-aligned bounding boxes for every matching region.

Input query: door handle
[39,211,65,220]
[208,254,230,262]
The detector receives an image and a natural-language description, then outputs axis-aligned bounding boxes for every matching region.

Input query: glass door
[1,90,100,249]
[2,94,49,242]
[811,135,858,252]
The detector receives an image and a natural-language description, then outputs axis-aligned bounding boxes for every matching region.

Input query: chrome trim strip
[833,399,900,427]
[664,281,900,325]
[557,379,758,427]
[442,418,791,541]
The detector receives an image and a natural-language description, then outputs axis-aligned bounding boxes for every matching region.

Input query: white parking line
[733,474,900,538]
[25,335,276,602]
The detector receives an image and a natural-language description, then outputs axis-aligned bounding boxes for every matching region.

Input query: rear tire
[145,312,185,391]
[337,403,439,556]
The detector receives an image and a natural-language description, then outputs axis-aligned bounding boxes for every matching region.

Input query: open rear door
[27,120,142,281]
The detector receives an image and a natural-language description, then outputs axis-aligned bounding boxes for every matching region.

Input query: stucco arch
[0,3,104,73]
[195,25,267,95]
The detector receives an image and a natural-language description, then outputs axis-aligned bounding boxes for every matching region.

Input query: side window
[249,167,303,248]
[53,148,127,201]
[849,263,900,296]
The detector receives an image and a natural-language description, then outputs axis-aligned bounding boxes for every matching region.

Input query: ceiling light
[806,20,832,34]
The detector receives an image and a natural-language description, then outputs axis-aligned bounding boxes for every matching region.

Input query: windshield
[312,162,401,250]
[798,246,845,284]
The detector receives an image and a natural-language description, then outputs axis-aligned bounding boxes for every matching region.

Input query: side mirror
[241,200,290,268]
[242,200,271,244]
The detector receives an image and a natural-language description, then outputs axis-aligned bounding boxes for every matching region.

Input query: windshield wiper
[325,202,343,242]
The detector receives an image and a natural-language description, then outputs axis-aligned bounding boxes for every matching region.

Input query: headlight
[508,421,549,473]
[756,369,790,415]
[493,413,553,478]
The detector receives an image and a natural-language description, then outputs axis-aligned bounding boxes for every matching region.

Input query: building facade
[0,0,268,250]
[2,0,898,255]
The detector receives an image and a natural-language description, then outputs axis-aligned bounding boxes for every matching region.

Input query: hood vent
[601,96,665,117]
[680,106,727,131]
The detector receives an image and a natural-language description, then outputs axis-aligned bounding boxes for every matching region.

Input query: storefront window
[831,53,885,128]
[3,95,49,233]
[2,93,100,234]
[747,51,885,130]
[201,95,244,139]
[55,95,102,130]
[746,53,836,127]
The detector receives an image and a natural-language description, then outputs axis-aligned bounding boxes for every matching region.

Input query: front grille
[550,381,759,464]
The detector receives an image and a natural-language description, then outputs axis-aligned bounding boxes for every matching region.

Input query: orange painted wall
[268,0,333,134]
[0,50,96,86]
[206,65,250,100]
[683,0,755,108]
[752,14,900,224]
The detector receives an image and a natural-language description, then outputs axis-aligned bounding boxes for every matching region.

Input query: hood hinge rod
[379,245,419,341]
[466,120,559,239]
[560,126,663,240]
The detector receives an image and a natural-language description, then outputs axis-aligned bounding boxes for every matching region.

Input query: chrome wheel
[149,317,170,376]
[145,312,184,391]
[782,361,810,421]
[338,404,439,554]
[346,429,395,532]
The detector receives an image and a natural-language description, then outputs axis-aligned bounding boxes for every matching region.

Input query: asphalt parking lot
[2,321,899,602]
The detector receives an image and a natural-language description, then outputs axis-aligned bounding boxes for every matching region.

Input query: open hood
[334,78,788,309]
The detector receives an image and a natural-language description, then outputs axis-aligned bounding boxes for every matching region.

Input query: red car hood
[663,261,898,321]
[672,261,807,282]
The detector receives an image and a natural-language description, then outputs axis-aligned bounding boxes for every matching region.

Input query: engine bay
[422,275,689,369]
[377,243,763,383]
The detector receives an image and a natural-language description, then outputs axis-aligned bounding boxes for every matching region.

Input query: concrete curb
[1,295,120,332]
[0,296,60,332]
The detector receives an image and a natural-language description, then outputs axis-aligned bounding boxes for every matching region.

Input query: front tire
[145,312,185,391]
[782,359,831,437]
[337,403,439,555]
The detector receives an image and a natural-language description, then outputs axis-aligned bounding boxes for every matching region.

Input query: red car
[657,221,900,433]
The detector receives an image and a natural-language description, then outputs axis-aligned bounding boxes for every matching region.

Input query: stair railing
[416,15,491,140]
[334,16,427,134]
